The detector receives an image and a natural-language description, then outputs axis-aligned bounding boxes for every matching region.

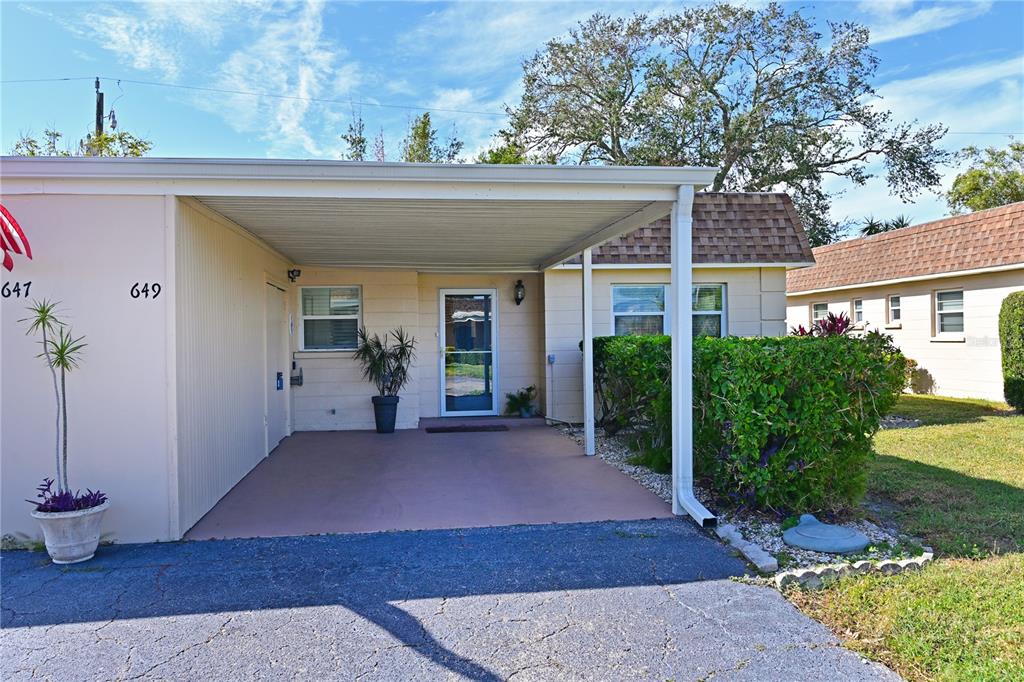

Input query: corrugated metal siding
[175,199,290,533]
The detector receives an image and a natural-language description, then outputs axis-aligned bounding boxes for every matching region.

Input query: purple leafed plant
[790,312,853,337]
[28,478,107,513]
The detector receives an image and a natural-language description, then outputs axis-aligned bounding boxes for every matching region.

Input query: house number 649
[130,282,162,299]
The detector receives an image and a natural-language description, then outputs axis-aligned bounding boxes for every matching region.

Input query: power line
[2,76,1021,135]
[0,75,508,118]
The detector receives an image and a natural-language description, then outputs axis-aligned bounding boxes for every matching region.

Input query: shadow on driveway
[3,519,742,680]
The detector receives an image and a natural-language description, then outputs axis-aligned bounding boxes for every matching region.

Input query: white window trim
[610,283,668,334]
[298,285,363,352]
[811,302,829,324]
[885,294,902,329]
[851,298,864,325]
[933,288,965,341]
[691,282,728,338]
[609,283,727,337]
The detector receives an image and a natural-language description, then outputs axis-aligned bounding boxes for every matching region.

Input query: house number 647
[130,282,162,299]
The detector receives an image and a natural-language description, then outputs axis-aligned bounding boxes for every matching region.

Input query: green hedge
[1000,291,1024,410]
[592,334,907,512]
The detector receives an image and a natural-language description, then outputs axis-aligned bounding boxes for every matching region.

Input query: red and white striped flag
[0,203,32,272]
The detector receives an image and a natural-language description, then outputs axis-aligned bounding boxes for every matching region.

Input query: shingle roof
[569,192,813,266]
[786,202,1024,294]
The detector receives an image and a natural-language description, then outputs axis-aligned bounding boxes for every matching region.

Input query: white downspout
[671,185,716,527]
[582,247,596,456]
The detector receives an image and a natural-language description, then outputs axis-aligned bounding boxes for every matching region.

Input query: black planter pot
[371,395,400,433]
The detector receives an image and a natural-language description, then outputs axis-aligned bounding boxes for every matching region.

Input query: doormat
[425,425,510,433]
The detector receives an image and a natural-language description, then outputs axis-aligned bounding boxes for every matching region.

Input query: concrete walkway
[187,424,672,539]
[1,519,897,681]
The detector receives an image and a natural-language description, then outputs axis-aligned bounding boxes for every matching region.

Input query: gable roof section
[571,192,814,266]
[787,202,1024,294]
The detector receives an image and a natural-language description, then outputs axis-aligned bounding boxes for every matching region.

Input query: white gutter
[788,262,1024,296]
[555,262,815,270]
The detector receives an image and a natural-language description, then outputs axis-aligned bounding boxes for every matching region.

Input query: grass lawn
[790,395,1024,681]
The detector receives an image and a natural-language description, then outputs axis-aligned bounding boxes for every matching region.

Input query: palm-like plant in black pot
[353,327,416,433]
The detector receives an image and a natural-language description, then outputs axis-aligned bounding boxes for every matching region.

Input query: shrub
[1000,292,1024,410]
[592,333,907,512]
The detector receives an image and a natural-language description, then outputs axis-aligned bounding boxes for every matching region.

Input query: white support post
[670,185,716,527]
[582,247,596,456]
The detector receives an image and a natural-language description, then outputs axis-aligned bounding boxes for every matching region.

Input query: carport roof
[1,157,718,271]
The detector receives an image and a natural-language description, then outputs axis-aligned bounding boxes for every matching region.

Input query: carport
[186,420,672,539]
[1,158,716,543]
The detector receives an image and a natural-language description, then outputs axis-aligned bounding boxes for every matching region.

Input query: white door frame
[264,280,289,454]
[439,288,499,417]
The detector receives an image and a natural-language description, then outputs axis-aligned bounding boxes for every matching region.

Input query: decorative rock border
[716,523,778,573]
[775,549,934,590]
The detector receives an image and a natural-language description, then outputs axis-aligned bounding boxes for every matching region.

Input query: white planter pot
[31,501,109,564]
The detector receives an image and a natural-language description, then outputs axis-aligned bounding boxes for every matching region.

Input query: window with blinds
[300,286,362,350]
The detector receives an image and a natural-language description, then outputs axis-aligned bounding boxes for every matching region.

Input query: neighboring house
[786,202,1024,402]
[545,192,814,423]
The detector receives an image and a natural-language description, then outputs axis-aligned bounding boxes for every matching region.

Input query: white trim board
[555,262,812,270]
[788,262,1024,296]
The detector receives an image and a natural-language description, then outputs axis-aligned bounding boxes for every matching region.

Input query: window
[935,290,964,335]
[812,303,829,323]
[610,283,726,337]
[692,283,726,337]
[888,295,901,324]
[300,286,361,350]
[612,285,665,336]
[852,299,864,324]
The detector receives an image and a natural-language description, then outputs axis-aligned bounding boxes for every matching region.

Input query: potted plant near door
[354,327,416,434]
[22,300,109,564]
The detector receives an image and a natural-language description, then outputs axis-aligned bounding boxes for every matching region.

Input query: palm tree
[887,214,913,230]
[860,216,886,236]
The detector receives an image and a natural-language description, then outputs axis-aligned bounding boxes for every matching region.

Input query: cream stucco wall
[787,268,1024,402]
[175,199,292,535]
[544,266,789,423]
[1,194,173,543]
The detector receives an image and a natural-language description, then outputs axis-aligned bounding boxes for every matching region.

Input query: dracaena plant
[21,300,103,511]
[353,327,417,397]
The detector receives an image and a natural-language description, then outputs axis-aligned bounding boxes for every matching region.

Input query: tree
[860,213,912,236]
[373,127,386,162]
[505,4,949,246]
[401,113,463,163]
[475,130,556,164]
[340,109,368,161]
[12,127,151,157]
[947,142,1024,213]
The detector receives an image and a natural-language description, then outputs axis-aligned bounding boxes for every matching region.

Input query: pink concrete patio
[185,422,672,540]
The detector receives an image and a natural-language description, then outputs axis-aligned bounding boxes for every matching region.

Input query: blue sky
[2,1,1022,226]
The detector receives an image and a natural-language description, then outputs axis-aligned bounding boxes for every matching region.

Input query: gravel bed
[555,424,926,572]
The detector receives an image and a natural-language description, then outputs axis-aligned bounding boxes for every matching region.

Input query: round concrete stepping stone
[782,514,869,554]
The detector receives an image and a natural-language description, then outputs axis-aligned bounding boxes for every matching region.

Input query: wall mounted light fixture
[287,268,302,282]
[514,279,526,306]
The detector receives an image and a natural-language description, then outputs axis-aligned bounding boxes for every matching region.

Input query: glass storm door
[441,290,498,416]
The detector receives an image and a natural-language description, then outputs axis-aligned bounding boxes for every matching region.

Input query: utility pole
[94,77,104,139]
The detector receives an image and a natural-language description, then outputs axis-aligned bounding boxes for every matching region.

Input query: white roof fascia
[554,262,815,270]
[787,262,1024,296]
[0,157,719,203]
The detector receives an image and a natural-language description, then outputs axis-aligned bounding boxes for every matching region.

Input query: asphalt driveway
[2,519,897,681]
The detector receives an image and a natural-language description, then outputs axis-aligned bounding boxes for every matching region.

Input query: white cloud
[861,1,992,44]
[826,55,1024,227]
[205,0,357,158]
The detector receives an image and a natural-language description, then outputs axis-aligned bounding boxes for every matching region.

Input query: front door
[440,289,498,416]
[265,282,287,452]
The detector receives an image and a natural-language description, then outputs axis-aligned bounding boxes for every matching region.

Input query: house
[545,192,814,423]
[786,202,1024,402]
[0,157,809,545]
